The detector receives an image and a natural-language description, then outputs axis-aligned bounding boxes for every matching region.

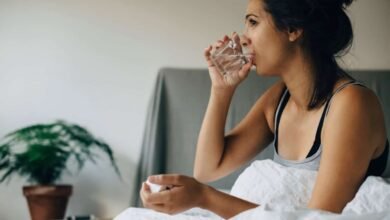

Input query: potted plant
[0,120,121,220]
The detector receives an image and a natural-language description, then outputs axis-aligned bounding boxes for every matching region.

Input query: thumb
[142,182,151,193]
[238,58,253,79]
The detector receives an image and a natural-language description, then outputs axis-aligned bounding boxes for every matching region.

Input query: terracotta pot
[23,185,73,220]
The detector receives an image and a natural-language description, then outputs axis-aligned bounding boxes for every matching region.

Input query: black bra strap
[314,80,365,144]
[274,80,366,157]
[274,87,289,153]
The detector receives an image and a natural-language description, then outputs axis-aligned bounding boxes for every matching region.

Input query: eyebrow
[245,14,259,20]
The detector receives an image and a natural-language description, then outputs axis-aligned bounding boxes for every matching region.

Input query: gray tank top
[272,80,366,171]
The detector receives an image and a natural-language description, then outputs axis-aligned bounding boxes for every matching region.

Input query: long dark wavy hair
[264,0,355,110]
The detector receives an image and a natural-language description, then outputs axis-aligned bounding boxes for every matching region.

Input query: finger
[146,203,166,213]
[141,185,170,206]
[142,182,151,193]
[216,35,230,49]
[223,35,229,42]
[140,182,152,202]
[232,32,242,50]
[148,203,179,216]
[140,184,151,208]
[142,195,166,210]
[232,32,239,42]
[145,188,172,204]
[238,57,253,79]
[214,41,224,50]
[141,182,162,205]
[148,174,186,185]
[139,182,150,199]
[204,45,216,67]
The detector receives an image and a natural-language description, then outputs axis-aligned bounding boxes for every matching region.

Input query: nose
[240,34,251,47]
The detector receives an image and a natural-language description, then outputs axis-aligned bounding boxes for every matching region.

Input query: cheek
[253,35,288,75]
[253,41,281,73]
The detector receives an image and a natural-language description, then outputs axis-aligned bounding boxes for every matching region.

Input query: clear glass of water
[210,35,250,77]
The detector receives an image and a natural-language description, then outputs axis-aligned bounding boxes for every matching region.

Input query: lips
[242,46,255,65]
[246,53,256,65]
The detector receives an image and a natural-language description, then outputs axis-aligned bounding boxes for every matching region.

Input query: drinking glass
[210,35,251,77]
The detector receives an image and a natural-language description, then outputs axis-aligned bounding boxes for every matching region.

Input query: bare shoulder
[324,83,387,154]
[327,83,384,124]
[331,83,380,105]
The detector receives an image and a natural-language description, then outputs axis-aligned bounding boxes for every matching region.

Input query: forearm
[194,87,235,180]
[200,185,259,219]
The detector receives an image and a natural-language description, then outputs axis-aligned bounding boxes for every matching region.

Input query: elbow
[193,168,215,183]
[193,168,217,183]
[307,200,345,214]
[194,158,224,183]
[194,175,212,184]
[193,169,208,183]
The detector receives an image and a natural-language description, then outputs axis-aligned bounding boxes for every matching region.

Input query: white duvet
[115,160,390,220]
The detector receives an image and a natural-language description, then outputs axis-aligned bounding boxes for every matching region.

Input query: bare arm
[143,174,259,219]
[193,87,236,182]
[194,80,283,182]
[194,34,282,182]
[201,185,258,219]
[308,86,387,212]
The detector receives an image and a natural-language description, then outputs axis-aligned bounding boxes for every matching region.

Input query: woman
[140,0,389,218]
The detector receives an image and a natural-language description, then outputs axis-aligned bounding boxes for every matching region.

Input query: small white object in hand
[146,180,173,193]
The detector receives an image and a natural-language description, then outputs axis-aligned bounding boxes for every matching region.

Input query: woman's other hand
[140,174,209,215]
[204,33,253,89]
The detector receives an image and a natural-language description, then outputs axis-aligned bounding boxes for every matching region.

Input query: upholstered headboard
[132,68,390,206]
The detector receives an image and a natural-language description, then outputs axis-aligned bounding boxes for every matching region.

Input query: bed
[123,68,390,219]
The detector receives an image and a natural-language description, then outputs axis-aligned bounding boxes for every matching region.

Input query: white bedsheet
[115,160,390,220]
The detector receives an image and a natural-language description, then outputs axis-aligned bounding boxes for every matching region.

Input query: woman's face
[243,0,295,76]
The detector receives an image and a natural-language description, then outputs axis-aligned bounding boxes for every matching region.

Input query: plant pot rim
[23,184,73,188]
[23,185,73,197]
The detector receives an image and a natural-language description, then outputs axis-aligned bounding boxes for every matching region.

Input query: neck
[280,51,316,112]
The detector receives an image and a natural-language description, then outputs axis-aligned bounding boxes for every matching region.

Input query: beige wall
[0,0,388,219]
[343,0,390,69]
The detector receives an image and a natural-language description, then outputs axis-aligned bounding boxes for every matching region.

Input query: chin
[253,66,277,77]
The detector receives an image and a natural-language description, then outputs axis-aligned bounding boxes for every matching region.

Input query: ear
[287,27,303,42]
